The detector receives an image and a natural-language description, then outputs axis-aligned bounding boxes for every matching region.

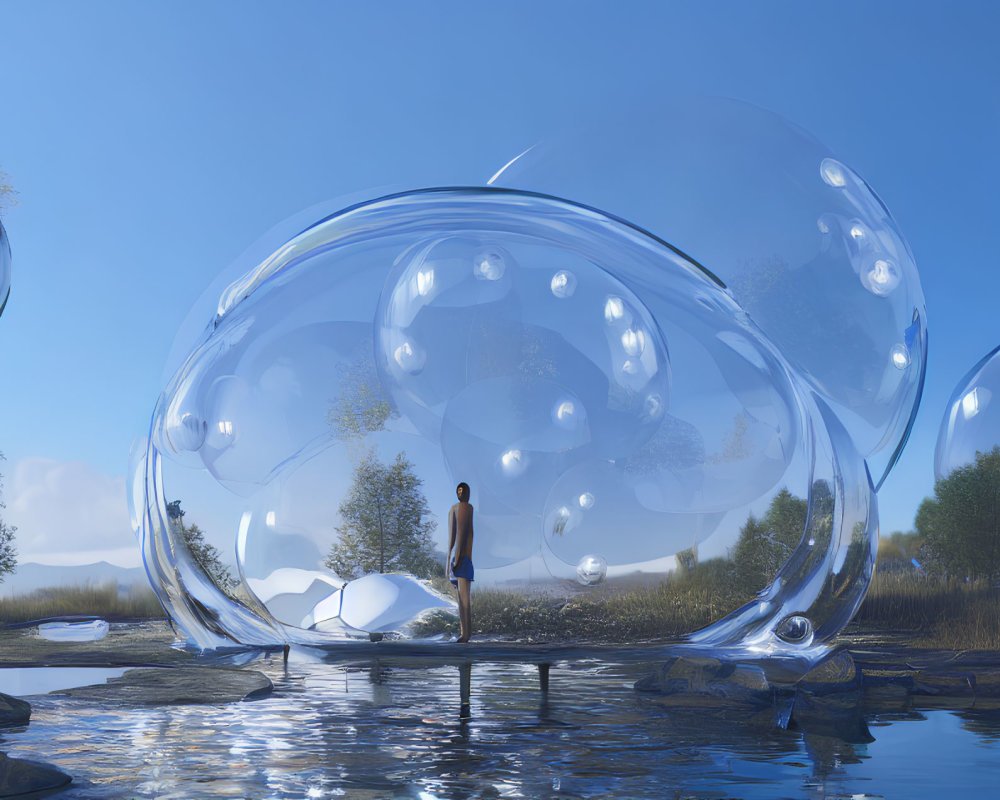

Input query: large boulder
[0,753,71,798]
[52,666,272,705]
[0,694,29,727]
[634,656,786,726]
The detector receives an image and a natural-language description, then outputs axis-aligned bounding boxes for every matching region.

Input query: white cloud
[5,457,140,567]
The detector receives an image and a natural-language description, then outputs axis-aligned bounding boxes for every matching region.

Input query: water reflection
[958,709,1000,741]
[1,656,999,798]
[0,667,128,696]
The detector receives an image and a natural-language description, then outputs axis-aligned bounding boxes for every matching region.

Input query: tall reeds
[855,569,1000,649]
[0,581,164,624]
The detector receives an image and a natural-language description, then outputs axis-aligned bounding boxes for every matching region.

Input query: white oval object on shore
[314,573,456,634]
[38,619,110,642]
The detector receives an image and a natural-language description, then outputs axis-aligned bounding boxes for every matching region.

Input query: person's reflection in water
[537,663,560,725]
[459,662,472,720]
[368,660,393,706]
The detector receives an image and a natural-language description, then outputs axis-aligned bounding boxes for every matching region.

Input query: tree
[326,450,439,580]
[327,345,395,441]
[0,453,17,583]
[916,446,1000,580]
[166,500,236,592]
[731,488,808,591]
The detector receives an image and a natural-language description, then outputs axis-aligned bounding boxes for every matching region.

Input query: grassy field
[853,569,1000,649]
[0,581,164,624]
[417,564,755,642]
[4,570,999,652]
[420,568,1000,649]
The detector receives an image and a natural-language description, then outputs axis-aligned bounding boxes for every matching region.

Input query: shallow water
[0,667,128,696]
[3,654,1000,798]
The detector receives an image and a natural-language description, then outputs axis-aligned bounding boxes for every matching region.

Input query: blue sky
[0,1,997,566]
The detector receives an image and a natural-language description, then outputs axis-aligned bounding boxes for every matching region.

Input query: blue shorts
[450,556,474,585]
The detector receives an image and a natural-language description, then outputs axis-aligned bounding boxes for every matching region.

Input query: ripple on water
[2,657,1000,798]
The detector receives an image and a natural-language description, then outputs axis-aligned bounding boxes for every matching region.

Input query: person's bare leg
[457,578,472,642]
[463,579,472,641]
[455,577,467,641]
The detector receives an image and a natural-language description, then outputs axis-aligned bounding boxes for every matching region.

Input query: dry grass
[418,566,1000,649]
[855,569,1000,650]
[6,569,997,652]
[0,581,164,624]
[414,562,753,642]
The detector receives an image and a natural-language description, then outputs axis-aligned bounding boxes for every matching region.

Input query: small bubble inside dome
[861,258,901,296]
[604,296,625,323]
[576,554,607,586]
[620,328,645,356]
[550,269,577,298]
[498,448,528,477]
[820,157,848,188]
[166,412,207,452]
[890,344,910,370]
[473,250,505,280]
[552,397,586,430]
[393,340,426,374]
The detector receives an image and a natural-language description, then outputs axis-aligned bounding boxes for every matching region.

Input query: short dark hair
[456,481,470,497]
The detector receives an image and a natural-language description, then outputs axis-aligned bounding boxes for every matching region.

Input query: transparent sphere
[775,614,813,645]
[935,346,1000,481]
[489,97,926,490]
[576,554,607,586]
[0,220,10,318]
[131,187,878,655]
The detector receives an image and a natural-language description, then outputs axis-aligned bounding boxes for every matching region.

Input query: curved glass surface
[935,345,1000,481]
[131,188,878,656]
[488,97,926,491]
[0,220,10,318]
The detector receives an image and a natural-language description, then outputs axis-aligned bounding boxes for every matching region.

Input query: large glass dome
[130,100,923,657]
[488,98,925,491]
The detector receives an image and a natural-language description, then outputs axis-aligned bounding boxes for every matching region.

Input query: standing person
[447,482,474,643]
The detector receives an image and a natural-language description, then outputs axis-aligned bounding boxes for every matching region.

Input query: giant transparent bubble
[935,345,1000,481]
[489,98,926,491]
[131,100,919,657]
[0,220,10,318]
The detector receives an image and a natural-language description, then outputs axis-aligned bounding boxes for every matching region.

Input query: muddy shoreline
[2,621,1000,701]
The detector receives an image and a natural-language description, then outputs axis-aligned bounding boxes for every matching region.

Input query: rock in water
[791,650,872,743]
[0,753,71,797]
[53,666,273,705]
[633,656,783,726]
[797,650,860,693]
[0,694,30,727]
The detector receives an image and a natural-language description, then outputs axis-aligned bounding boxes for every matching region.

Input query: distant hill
[0,562,151,596]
